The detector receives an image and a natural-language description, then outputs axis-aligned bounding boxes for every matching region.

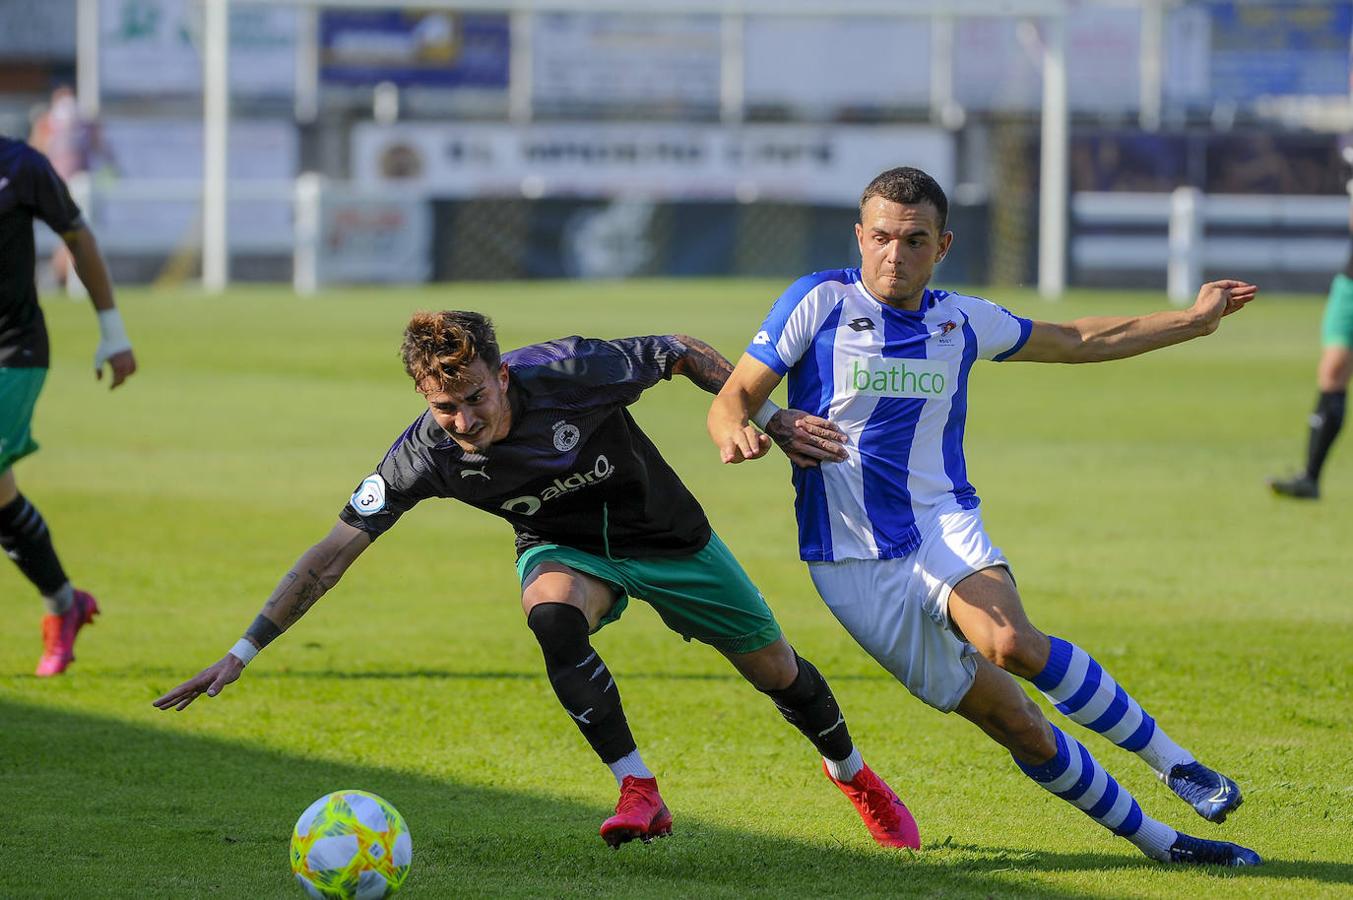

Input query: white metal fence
[1073,188,1350,302]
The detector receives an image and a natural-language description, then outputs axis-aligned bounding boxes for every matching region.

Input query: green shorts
[1322,273,1353,349]
[0,368,46,473]
[515,532,782,655]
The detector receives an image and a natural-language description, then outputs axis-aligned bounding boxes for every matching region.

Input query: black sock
[1305,390,1346,481]
[762,654,854,761]
[0,493,69,597]
[527,603,636,764]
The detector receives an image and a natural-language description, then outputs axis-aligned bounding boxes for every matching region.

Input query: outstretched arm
[64,226,137,388]
[708,353,848,467]
[669,334,736,395]
[1010,280,1258,364]
[152,520,371,711]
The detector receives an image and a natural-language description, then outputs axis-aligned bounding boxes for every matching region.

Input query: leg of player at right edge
[949,567,1244,825]
[1030,634,1241,823]
[959,657,1261,867]
[0,469,100,677]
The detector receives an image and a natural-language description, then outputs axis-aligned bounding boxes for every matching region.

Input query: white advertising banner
[351,122,954,206]
[313,191,431,284]
[100,0,297,97]
[744,17,932,112]
[954,8,1142,112]
[531,13,722,108]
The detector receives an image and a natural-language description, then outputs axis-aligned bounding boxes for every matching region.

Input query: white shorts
[808,503,1009,713]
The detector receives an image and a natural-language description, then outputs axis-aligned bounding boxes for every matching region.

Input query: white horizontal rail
[1073,189,1350,302]
[1075,192,1350,228]
[57,179,297,255]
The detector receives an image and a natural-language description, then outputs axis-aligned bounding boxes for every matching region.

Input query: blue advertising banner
[1209,1,1352,100]
[319,10,509,88]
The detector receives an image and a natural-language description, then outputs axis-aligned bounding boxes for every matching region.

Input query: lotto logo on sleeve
[846,358,950,398]
[350,475,387,516]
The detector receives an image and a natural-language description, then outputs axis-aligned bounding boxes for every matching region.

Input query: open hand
[152,654,244,711]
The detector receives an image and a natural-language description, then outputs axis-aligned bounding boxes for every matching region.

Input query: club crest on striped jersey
[846,358,950,398]
[350,475,387,516]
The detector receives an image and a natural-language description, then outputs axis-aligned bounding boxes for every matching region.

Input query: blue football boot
[1166,761,1243,823]
[1168,833,1262,867]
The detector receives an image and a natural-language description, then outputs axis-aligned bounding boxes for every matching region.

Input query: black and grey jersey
[338,335,712,559]
[0,137,85,368]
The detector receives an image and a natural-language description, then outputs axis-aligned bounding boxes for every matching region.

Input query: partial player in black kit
[0,136,136,676]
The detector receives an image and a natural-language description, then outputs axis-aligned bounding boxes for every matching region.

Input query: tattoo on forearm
[262,572,298,615]
[281,571,326,629]
[671,335,734,395]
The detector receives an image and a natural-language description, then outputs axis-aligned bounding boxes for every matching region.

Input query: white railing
[1073,188,1351,303]
[49,174,429,294]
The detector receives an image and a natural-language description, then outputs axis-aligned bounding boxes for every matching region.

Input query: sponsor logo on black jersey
[500,454,613,516]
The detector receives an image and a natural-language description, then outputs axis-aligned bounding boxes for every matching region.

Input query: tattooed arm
[667,335,848,468]
[669,334,734,395]
[152,521,371,711]
[258,522,371,631]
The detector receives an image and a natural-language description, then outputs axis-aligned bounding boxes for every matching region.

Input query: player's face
[418,359,512,454]
[854,197,953,309]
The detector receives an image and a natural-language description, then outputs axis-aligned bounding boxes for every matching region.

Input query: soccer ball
[290,790,412,899]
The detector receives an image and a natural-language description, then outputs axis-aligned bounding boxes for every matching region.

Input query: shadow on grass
[2,699,1337,898]
[101,665,899,685]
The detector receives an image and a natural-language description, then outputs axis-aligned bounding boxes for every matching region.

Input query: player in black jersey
[0,136,136,676]
[1269,162,1353,499]
[155,310,919,850]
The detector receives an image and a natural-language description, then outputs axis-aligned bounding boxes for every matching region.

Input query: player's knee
[984,629,1029,674]
[737,640,798,692]
[526,602,590,661]
[984,626,1047,679]
[521,574,576,611]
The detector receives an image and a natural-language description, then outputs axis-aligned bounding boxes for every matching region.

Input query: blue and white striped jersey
[746,268,1032,562]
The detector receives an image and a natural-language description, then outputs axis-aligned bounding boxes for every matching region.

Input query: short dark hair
[859,167,949,230]
[401,310,501,390]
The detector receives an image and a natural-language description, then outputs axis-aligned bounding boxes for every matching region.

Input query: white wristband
[228,638,259,667]
[94,308,132,369]
[750,399,780,430]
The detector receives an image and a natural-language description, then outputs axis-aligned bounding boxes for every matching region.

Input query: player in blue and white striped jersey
[709,167,1262,867]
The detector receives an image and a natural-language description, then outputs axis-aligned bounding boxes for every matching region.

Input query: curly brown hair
[400,310,501,391]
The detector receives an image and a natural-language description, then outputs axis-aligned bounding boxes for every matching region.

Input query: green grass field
[3,280,1351,898]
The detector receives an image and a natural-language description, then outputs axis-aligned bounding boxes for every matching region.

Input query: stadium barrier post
[1167,186,1203,305]
[293,172,324,297]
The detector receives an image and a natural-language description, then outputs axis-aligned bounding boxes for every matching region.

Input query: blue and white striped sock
[1016,724,1176,861]
[1032,636,1193,777]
